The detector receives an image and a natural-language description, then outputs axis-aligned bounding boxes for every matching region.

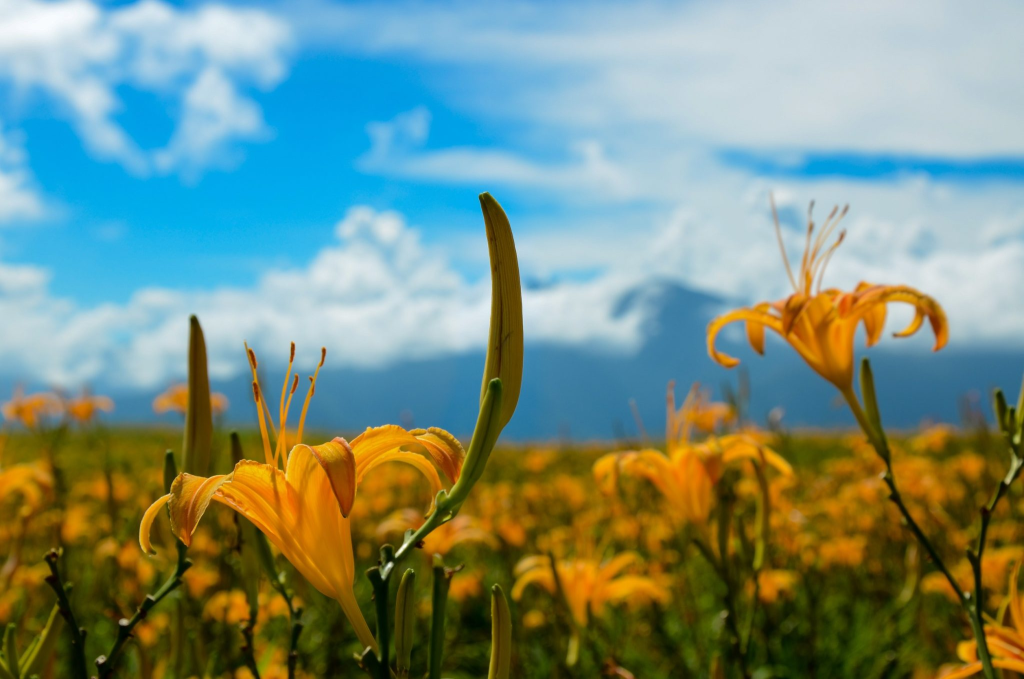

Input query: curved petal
[592,453,623,496]
[845,284,948,351]
[602,576,671,606]
[511,567,555,601]
[288,439,357,518]
[350,424,462,484]
[410,427,465,484]
[745,302,772,355]
[167,473,231,546]
[707,307,783,368]
[139,494,171,555]
[357,449,444,501]
[718,436,793,476]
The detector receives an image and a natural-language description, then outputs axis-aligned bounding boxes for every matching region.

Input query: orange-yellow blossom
[141,346,465,652]
[707,200,947,392]
[153,383,229,416]
[512,551,669,629]
[66,391,114,424]
[594,381,791,523]
[938,563,1024,678]
[1,387,63,429]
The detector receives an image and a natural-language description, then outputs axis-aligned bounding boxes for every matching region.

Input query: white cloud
[0,205,648,388]
[0,122,43,222]
[0,0,290,177]
[298,0,1024,157]
[358,107,634,198]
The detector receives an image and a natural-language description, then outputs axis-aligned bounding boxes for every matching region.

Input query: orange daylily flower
[938,562,1024,678]
[512,548,669,665]
[707,199,948,393]
[141,345,465,652]
[153,383,229,416]
[594,381,791,523]
[65,390,114,425]
[1,387,63,429]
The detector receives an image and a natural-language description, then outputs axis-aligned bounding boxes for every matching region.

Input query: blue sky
[0,0,1023,391]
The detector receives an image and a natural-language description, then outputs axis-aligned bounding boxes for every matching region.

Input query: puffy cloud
[0,205,648,388]
[0,0,290,177]
[358,107,633,198]
[0,122,43,222]
[297,0,1024,157]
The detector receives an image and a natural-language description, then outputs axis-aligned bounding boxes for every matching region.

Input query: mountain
[79,281,1024,441]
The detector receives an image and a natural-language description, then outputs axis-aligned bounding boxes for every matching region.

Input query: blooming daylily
[153,383,229,416]
[65,390,114,425]
[594,381,791,523]
[1,387,63,430]
[141,346,465,651]
[707,200,948,394]
[938,562,1024,678]
[512,549,669,665]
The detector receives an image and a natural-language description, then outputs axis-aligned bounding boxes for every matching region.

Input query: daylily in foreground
[938,562,1024,678]
[594,381,791,523]
[141,345,465,651]
[707,199,947,396]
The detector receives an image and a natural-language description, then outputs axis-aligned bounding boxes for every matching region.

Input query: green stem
[96,538,192,678]
[367,562,391,679]
[42,549,88,679]
[841,387,996,679]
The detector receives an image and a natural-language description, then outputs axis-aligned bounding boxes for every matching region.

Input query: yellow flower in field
[755,569,799,604]
[594,381,791,523]
[65,390,114,425]
[140,345,465,652]
[376,509,498,555]
[512,549,669,664]
[938,563,1024,678]
[152,383,229,416]
[0,461,52,509]
[707,200,947,393]
[1,387,62,429]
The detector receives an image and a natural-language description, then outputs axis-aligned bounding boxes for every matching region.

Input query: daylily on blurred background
[707,200,948,395]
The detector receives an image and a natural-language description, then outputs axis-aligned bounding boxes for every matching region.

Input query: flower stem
[42,549,88,679]
[841,385,996,679]
[95,538,192,678]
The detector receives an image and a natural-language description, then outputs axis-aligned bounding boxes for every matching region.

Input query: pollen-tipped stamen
[770,194,799,293]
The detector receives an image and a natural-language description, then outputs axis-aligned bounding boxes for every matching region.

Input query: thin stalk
[42,549,88,679]
[96,538,192,678]
[367,563,391,679]
[841,387,996,679]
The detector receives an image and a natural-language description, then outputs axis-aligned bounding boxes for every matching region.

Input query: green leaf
[182,315,213,477]
[18,606,62,678]
[3,625,19,679]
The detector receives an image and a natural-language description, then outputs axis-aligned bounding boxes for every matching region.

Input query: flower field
[1,195,1021,679]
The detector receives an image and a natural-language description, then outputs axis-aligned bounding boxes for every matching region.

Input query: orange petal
[304,438,357,518]
[139,493,171,555]
[745,302,771,355]
[167,473,231,547]
[707,306,783,368]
